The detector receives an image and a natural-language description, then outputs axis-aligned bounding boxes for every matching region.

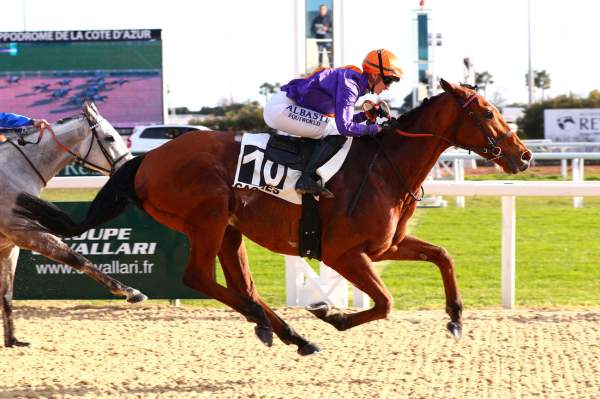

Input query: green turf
[41,188,100,202]
[39,188,600,309]
[380,196,600,309]
[466,170,600,181]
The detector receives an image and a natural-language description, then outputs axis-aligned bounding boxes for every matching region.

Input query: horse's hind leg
[183,228,273,346]
[218,226,320,355]
[10,231,146,303]
[0,244,28,347]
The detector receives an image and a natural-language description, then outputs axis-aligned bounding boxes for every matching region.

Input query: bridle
[395,91,513,161]
[349,90,511,215]
[447,92,512,161]
[6,114,128,186]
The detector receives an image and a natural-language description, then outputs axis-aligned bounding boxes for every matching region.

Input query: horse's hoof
[306,302,329,318]
[254,326,273,347]
[447,321,462,340]
[297,342,321,356]
[126,290,148,304]
[8,338,30,347]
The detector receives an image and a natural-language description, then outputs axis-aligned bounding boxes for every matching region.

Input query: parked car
[127,124,211,155]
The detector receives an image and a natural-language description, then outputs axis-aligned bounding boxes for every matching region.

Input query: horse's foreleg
[308,250,393,331]
[218,226,320,356]
[11,231,146,303]
[375,234,463,338]
[0,245,28,347]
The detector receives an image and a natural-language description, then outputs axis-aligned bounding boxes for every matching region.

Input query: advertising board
[544,108,600,142]
[14,201,208,300]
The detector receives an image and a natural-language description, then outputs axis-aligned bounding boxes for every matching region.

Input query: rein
[6,138,47,185]
[7,116,125,186]
[347,133,424,217]
[393,92,511,161]
[348,90,507,216]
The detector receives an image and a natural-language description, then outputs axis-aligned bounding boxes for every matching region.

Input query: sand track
[1,303,598,398]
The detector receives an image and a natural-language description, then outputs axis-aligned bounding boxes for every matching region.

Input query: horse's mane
[395,83,476,128]
[396,92,445,127]
[56,115,83,125]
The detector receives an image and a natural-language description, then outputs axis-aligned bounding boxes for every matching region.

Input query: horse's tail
[14,155,145,238]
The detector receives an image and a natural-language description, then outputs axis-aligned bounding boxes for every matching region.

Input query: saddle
[264,134,319,171]
[233,133,352,260]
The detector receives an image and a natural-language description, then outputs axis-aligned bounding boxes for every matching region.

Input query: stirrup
[296,183,334,199]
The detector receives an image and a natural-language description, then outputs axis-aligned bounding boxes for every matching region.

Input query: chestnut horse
[14,80,531,355]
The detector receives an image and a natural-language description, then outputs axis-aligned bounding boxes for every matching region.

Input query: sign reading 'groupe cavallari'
[15,202,208,300]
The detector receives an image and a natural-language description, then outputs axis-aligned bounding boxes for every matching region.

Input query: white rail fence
[48,177,600,310]
[437,151,600,208]
[286,181,600,310]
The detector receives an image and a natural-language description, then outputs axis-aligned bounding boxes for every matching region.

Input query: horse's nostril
[521,150,533,162]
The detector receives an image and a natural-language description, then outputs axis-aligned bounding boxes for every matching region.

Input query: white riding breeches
[263,91,340,139]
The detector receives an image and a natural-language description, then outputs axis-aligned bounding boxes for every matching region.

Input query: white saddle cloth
[233,133,352,204]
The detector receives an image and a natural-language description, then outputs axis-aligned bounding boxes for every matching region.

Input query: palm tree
[534,70,551,102]
[259,82,281,103]
[475,71,494,96]
[525,70,552,102]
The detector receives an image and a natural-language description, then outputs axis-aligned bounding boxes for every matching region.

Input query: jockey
[263,48,402,198]
[0,112,48,129]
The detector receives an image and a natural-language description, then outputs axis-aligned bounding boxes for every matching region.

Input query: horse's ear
[82,101,99,122]
[439,78,455,93]
[89,102,100,115]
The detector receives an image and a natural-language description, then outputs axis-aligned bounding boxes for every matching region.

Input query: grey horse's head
[79,101,132,175]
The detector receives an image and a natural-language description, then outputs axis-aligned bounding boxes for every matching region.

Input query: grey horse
[0,102,146,347]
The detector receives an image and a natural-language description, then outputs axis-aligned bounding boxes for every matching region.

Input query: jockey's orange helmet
[362,49,403,86]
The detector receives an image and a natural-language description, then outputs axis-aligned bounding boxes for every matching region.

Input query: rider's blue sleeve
[0,112,33,128]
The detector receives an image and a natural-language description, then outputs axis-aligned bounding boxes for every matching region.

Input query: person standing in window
[311,4,333,68]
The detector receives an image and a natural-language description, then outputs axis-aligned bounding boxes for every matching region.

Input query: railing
[46,177,600,310]
[437,151,600,208]
[286,180,600,310]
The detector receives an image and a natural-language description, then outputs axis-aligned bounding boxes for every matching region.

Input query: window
[306,0,333,72]
[139,127,172,139]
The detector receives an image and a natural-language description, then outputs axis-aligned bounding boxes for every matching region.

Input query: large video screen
[0,29,163,128]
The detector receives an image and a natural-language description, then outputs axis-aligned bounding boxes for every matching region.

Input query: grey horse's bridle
[76,117,129,175]
[9,114,128,185]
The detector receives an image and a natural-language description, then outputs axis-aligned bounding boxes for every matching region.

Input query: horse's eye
[484,110,494,119]
[105,136,115,142]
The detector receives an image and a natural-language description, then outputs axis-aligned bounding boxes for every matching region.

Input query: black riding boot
[295,136,347,198]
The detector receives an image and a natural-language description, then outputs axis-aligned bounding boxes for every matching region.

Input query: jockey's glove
[382,117,402,130]
[364,100,390,124]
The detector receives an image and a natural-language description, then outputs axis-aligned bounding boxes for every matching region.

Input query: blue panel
[417,13,429,62]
